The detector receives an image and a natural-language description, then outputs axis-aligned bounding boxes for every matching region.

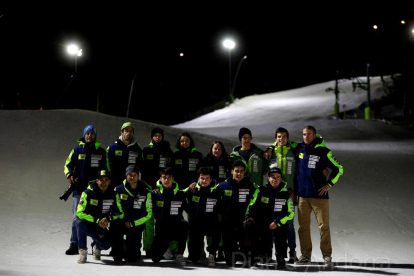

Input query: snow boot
[77,249,87,264]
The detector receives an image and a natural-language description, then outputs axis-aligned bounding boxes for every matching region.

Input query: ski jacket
[76,181,124,223]
[115,179,153,227]
[152,181,188,226]
[64,138,110,195]
[297,135,344,199]
[230,143,269,186]
[183,181,221,225]
[246,180,294,227]
[201,153,232,183]
[268,140,299,204]
[106,137,144,187]
[142,140,173,187]
[218,176,259,226]
[170,147,204,189]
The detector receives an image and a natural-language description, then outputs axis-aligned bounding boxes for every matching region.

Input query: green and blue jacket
[230,143,269,186]
[218,176,259,226]
[76,181,124,223]
[115,179,152,228]
[246,180,294,227]
[152,181,188,226]
[64,138,110,195]
[297,134,344,199]
[106,137,143,187]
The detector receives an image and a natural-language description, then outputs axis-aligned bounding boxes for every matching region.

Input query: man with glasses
[107,122,144,188]
[218,160,259,267]
[230,127,269,186]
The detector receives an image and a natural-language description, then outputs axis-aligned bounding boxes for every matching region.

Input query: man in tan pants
[295,126,343,267]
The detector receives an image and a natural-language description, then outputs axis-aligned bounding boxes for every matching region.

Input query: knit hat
[151,127,164,138]
[83,125,97,139]
[97,170,111,179]
[121,122,135,131]
[238,127,252,141]
[125,165,140,177]
[268,167,282,177]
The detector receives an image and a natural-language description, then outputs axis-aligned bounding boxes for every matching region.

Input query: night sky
[1,3,413,125]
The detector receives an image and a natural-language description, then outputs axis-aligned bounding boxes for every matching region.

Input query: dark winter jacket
[115,179,152,227]
[106,137,144,187]
[76,181,124,223]
[268,140,299,204]
[246,180,294,227]
[170,147,204,189]
[152,180,188,226]
[202,153,232,183]
[297,135,343,199]
[64,138,110,195]
[184,181,221,225]
[230,143,269,186]
[218,176,259,226]
[142,140,173,187]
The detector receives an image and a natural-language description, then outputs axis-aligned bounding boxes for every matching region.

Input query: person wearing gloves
[64,125,109,255]
[75,170,124,264]
[244,168,294,269]
[112,165,153,263]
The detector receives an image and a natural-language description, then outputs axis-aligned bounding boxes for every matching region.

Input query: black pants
[222,221,249,266]
[111,220,145,261]
[188,221,221,263]
[151,220,189,262]
[244,220,288,260]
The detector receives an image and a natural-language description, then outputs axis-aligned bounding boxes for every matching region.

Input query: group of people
[63,122,343,269]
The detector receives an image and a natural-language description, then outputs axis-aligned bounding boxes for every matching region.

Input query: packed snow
[1,76,413,275]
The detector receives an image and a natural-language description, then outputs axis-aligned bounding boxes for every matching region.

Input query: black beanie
[151,127,164,138]
[125,165,140,177]
[238,127,252,141]
[268,167,282,177]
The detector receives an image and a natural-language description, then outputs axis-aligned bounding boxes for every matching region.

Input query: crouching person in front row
[76,170,124,264]
[151,167,189,266]
[244,168,294,270]
[111,165,153,263]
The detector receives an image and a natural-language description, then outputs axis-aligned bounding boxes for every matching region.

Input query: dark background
[1,3,413,125]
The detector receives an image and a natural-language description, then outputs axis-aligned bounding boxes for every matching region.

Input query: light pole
[223,39,235,101]
[67,44,82,109]
[230,55,247,101]
[126,74,138,118]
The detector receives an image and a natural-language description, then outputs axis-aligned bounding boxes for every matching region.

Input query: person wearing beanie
[111,164,153,263]
[75,169,124,264]
[83,125,98,141]
[141,127,174,258]
[63,125,110,256]
[230,127,269,186]
[244,167,294,269]
[107,122,143,189]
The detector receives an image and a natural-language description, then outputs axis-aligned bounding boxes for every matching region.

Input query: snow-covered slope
[1,75,413,276]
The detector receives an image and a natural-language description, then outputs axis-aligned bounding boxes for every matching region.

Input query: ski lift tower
[352,63,371,119]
